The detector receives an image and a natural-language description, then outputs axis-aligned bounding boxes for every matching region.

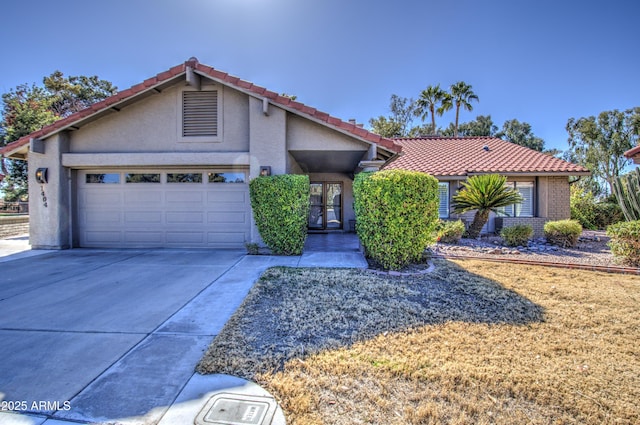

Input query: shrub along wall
[607,220,640,267]
[354,169,439,270]
[249,174,310,255]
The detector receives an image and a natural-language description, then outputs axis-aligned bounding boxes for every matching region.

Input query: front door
[309,182,342,230]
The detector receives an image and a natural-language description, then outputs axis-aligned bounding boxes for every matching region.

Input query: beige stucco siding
[29,133,72,249]
[287,115,369,151]
[69,83,250,153]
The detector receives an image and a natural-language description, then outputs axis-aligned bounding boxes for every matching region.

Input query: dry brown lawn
[198,260,640,424]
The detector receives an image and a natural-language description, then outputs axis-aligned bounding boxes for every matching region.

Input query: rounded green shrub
[570,186,623,229]
[544,219,582,248]
[353,170,439,270]
[436,219,466,244]
[500,224,534,247]
[249,174,310,255]
[606,220,640,266]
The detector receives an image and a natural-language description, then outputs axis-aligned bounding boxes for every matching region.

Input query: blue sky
[1,0,638,153]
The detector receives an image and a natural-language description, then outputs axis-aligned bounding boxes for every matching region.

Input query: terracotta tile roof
[624,145,640,159]
[384,137,590,176]
[1,58,400,156]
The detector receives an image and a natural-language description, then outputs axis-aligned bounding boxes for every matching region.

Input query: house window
[438,182,449,218]
[86,173,120,184]
[501,182,534,217]
[126,173,161,183]
[180,89,221,140]
[208,172,245,183]
[167,173,203,183]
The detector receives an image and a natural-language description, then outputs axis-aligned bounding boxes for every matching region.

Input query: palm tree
[450,81,479,137]
[452,174,523,239]
[415,84,447,135]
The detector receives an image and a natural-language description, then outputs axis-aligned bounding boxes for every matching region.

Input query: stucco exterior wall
[69,83,250,153]
[29,133,72,249]
[287,115,367,151]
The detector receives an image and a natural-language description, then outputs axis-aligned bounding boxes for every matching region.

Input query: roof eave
[466,171,592,177]
[624,145,640,162]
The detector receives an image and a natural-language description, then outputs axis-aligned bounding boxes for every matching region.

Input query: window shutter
[438,182,449,218]
[516,183,534,217]
[182,91,218,137]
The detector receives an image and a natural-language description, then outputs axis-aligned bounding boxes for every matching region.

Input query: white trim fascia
[62,152,250,168]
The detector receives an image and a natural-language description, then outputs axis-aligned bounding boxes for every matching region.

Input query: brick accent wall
[0,216,29,239]
[546,176,571,220]
[495,217,548,238]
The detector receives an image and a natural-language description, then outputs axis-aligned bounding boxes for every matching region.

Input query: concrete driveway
[0,248,299,424]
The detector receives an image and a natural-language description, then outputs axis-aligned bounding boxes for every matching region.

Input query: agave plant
[452,174,523,239]
[612,168,640,221]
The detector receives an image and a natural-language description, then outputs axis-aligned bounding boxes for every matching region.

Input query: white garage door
[77,170,250,248]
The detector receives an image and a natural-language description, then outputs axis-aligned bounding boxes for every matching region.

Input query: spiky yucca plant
[453,174,524,239]
[612,168,640,221]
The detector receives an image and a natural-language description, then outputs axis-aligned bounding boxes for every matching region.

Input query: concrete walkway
[0,236,366,425]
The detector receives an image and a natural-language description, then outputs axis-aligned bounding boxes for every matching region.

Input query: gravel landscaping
[429,230,622,268]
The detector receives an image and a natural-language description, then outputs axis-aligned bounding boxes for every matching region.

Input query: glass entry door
[309,182,342,230]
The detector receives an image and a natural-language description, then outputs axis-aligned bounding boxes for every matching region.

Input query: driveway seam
[56,253,248,422]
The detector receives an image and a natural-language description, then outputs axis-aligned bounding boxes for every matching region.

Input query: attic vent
[182,91,218,137]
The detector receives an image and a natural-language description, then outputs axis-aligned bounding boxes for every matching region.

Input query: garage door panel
[166,191,204,203]
[85,231,123,243]
[207,232,247,243]
[125,211,162,224]
[83,211,122,225]
[83,191,122,206]
[78,170,249,248]
[124,231,164,244]
[166,232,205,244]
[124,191,163,204]
[207,212,247,224]
[207,190,246,203]
[166,212,204,224]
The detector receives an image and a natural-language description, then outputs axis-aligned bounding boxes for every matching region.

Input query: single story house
[1,58,588,248]
[1,58,399,249]
[625,145,640,164]
[383,137,590,236]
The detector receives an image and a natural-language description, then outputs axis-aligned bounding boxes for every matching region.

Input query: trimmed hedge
[436,219,465,244]
[353,169,439,270]
[249,174,310,255]
[544,219,582,248]
[607,220,640,266]
[500,224,534,247]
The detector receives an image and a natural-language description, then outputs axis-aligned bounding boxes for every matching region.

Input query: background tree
[414,84,447,135]
[0,85,57,201]
[1,72,117,200]
[449,81,479,137]
[369,94,417,138]
[368,116,405,138]
[565,108,639,195]
[44,71,117,117]
[442,115,497,137]
[496,119,545,151]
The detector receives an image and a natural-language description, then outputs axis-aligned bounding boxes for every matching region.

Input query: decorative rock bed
[428,230,639,274]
